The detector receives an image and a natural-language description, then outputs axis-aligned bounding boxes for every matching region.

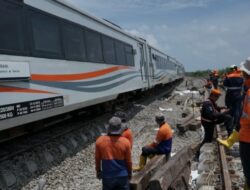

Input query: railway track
[129,123,242,190]
[215,87,243,189]
[0,80,182,190]
[216,125,232,190]
[216,126,244,190]
[129,86,244,190]
[0,119,103,163]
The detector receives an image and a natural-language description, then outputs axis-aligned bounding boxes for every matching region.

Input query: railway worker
[223,65,243,121]
[217,64,244,148]
[211,70,219,89]
[133,114,172,172]
[204,78,213,93]
[114,111,133,149]
[233,57,250,190]
[195,89,234,158]
[209,71,214,82]
[95,116,132,190]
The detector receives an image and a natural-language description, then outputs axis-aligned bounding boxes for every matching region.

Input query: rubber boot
[133,155,147,172]
[217,130,239,149]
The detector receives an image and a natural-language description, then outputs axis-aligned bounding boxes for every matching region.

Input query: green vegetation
[186,68,230,78]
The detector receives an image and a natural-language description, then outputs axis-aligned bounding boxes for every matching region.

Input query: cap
[155,114,165,124]
[210,89,221,96]
[230,64,237,69]
[107,116,123,135]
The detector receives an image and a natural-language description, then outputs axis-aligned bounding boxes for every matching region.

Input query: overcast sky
[66,0,250,71]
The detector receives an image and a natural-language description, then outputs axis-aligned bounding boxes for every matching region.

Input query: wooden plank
[169,164,191,190]
[149,146,193,190]
[130,155,169,190]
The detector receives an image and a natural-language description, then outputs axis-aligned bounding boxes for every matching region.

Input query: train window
[0,1,26,54]
[163,60,166,69]
[168,62,175,70]
[115,41,126,65]
[155,55,174,70]
[30,10,62,58]
[86,30,103,62]
[166,62,170,70]
[62,23,86,61]
[125,45,134,66]
[102,35,116,65]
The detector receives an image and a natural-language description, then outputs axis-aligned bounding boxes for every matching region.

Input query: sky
[66,0,250,71]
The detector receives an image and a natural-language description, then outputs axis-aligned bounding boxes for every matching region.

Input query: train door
[148,47,155,88]
[139,43,150,88]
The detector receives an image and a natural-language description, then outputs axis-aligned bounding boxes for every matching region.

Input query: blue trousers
[196,117,233,158]
[141,146,161,156]
[102,176,129,190]
[225,93,242,128]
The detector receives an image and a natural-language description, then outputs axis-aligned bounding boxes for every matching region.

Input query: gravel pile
[0,78,205,190]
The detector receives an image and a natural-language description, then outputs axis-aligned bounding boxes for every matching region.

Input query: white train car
[0,0,184,131]
[149,46,179,86]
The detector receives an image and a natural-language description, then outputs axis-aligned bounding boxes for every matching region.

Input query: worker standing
[236,58,250,190]
[133,114,172,172]
[211,70,219,89]
[114,111,133,149]
[223,65,243,124]
[195,89,234,158]
[95,117,132,190]
[217,65,244,148]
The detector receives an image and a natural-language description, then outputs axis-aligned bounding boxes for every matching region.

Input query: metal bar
[149,145,194,190]
[216,125,232,190]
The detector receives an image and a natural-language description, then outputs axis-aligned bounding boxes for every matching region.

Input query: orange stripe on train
[0,87,57,94]
[31,66,129,82]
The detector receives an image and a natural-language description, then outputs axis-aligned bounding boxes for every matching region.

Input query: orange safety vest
[224,70,243,90]
[122,128,133,149]
[226,69,242,78]
[239,79,250,143]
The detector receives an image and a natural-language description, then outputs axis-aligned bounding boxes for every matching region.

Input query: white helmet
[230,64,237,69]
[240,57,250,75]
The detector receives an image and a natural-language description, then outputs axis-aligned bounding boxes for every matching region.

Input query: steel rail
[216,125,232,190]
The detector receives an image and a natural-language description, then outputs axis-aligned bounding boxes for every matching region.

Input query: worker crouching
[133,114,173,172]
[95,117,132,190]
[196,89,234,158]
[201,89,233,135]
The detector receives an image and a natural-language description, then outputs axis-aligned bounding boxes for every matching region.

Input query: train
[0,0,185,133]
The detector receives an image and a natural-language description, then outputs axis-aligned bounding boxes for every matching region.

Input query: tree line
[186,68,230,78]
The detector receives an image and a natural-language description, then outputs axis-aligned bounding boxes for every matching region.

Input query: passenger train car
[0,0,185,132]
